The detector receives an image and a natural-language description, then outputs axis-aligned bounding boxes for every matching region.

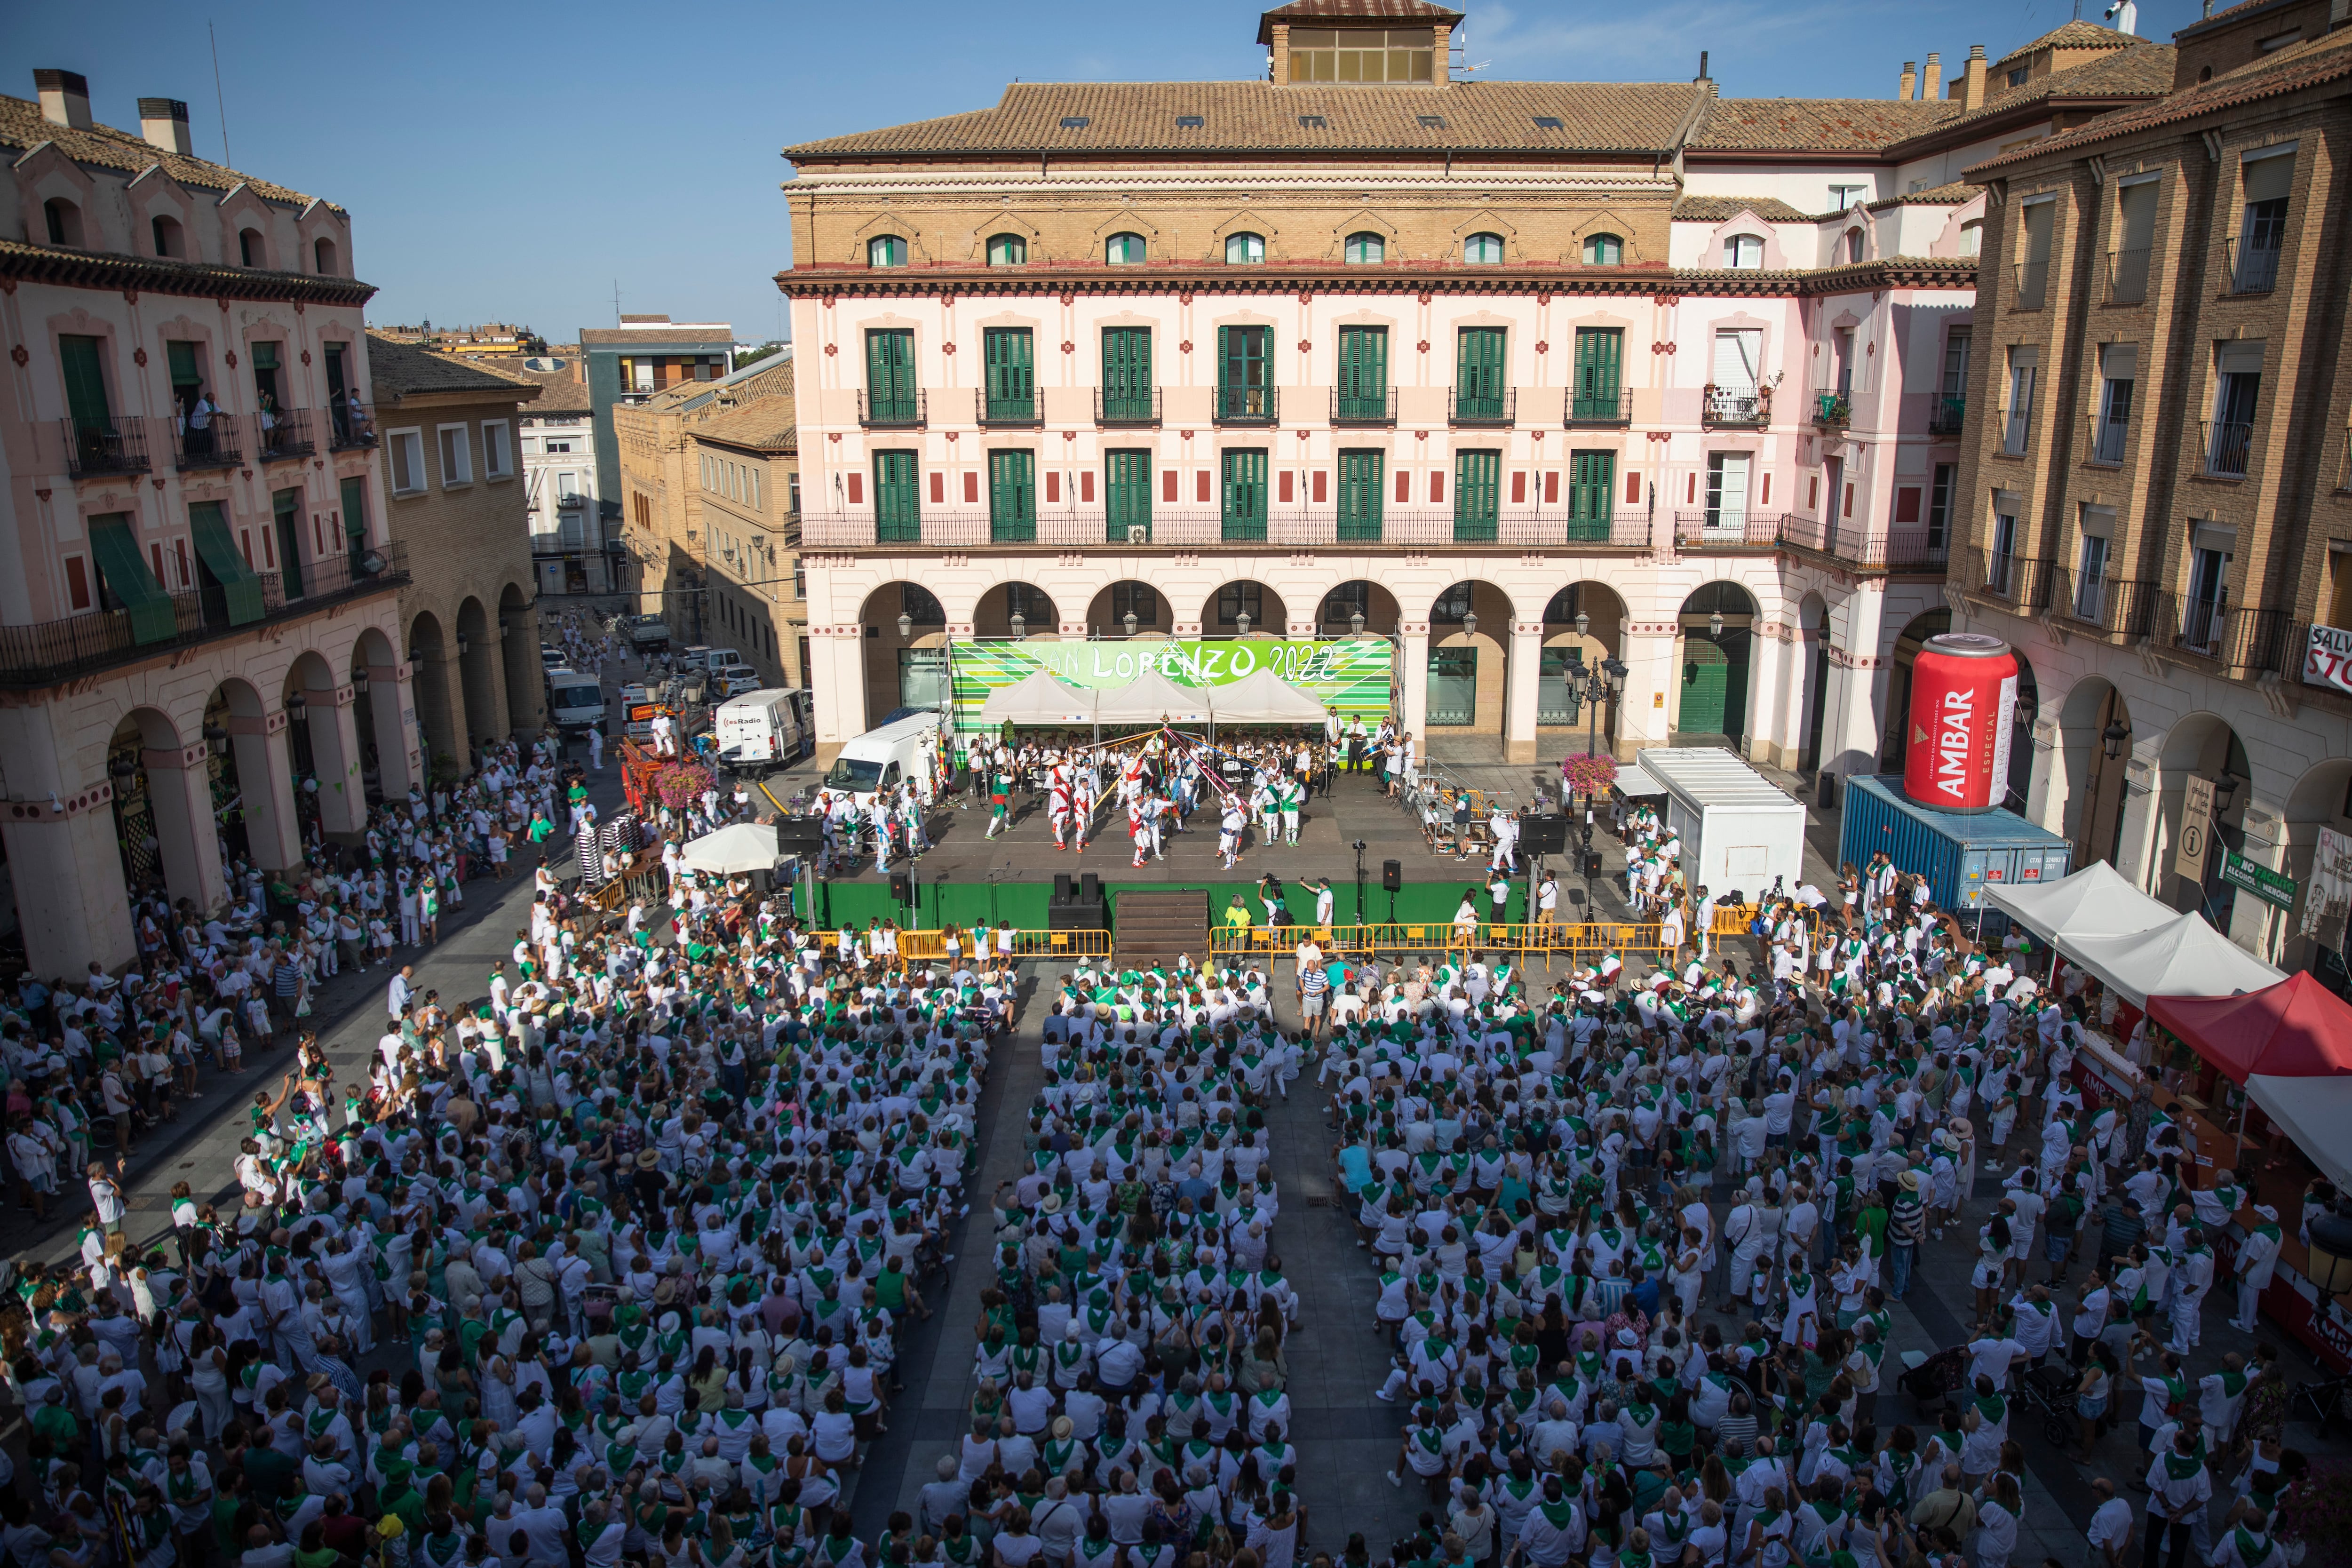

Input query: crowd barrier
[1207,920,1673,961]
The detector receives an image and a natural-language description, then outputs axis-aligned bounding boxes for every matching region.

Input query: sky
[2,0,2219,345]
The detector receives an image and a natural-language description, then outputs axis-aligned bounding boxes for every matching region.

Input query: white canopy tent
[1093,669,1212,725]
[2060,910,2287,1007]
[2244,1075,2352,1191]
[976,669,1097,725]
[1982,861,2177,945]
[677,821,786,876]
[1209,668,1328,724]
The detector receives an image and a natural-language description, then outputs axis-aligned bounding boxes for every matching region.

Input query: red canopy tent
[2146,973,2352,1084]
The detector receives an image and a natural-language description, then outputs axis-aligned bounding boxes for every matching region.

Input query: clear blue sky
[3,0,2212,345]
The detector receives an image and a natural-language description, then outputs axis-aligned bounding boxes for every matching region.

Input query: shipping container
[1837,774,2071,917]
[1635,748,1809,903]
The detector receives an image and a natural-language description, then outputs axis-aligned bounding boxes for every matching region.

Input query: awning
[677,821,785,876]
[977,669,1096,725]
[1211,667,1328,724]
[87,515,178,645]
[2243,1075,2352,1191]
[2147,973,2352,1084]
[1613,763,1666,796]
[188,503,265,625]
[2061,911,2288,1007]
[1983,860,2176,946]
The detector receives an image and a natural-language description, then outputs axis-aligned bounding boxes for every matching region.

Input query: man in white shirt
[2143,1431,2210,1568]
[2085,1476,2133,1568]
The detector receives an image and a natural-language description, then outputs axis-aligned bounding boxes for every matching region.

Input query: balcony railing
[1331,387,1398,426]
[858,390,926,428]
[1675,510,1782,549]
[2089,411,2130,465]
[1927,397,1967,437]
[2013,259,2050,310]
[2175,592,2232,653]
[255,407,315,462]
[1213,385,1278,426]
[1812,393,1851,430]
[1966,547,2057,610]
[0,540,408,689]
[1097,387,1161,426]
[975,389,1040,428]
[2225,236,2281,295]
[2107,247,2151,304]
[327,399,377,450]
[1775,514,1948,573]
[2001,399,2034,455]
[170,413,242,470]
[1566,388,1632,427]
[2204,420,2253,478]
[1448,387,1515,426]
[59,417,150,478]
[2052,567,2159,636]
[1701,387,1769,427]
[800,509,1653,550]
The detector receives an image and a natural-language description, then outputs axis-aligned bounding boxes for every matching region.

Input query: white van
[714,688,814,772]
[545,669,606,732]
[819,713,941,806]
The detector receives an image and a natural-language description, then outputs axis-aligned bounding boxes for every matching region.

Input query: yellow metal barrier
[1711,903,1758,937]
[888,928,1113,961]
[1207,921,1672,960]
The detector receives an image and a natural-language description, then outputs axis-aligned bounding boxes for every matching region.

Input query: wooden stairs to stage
[1113,889,1210,970]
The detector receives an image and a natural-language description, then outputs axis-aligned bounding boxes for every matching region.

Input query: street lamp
[1235,610,1251,637]
[286,691,309,717]
[201,724,229,758]
[1574,610,1589,639]
[1709,610,1725,638]
[2213,770,2241,813]
[1351,610,1366,636]
[2102,720,2130,760]
[1461,609,1478,642]
[1124,611,1139,637]
[898,611,913,639]
[1009,611,1025,640]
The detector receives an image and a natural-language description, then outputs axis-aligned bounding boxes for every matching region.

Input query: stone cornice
[0,239,376,308]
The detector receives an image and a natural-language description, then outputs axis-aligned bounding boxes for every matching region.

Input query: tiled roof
[578,325,734,345]
[786,79,1706,158]
[367,334,543,403]
[0,236,372,305]
[2170,0,2290,40]
[1691,97,1951,153]
[1969,29,2352,171]
[691,397,797,454]
[1915,35,2174,142]
[1673,195,1812,222]
[1867,180,1979,209]
[0,94,330,210]
[1994,19,2139,69]
[1256,0,1462,43]
[501,365,592,414]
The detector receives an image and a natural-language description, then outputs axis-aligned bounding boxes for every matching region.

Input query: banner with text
[2304,624,2352,697]
[948,638,1394,732]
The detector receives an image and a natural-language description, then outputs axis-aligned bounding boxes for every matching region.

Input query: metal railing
[1776,515,1947,573]
[2013,258,2050,309]
[1566,388,1632,426]
[2175,592,2231,653]
[2052,566,2159,636]
[59,417,150,478]
[858,390,925,428]
[1928,396,1967,436]
[1448,387,1515,426]
[2107,247,2152,304]
[1675,510,1781,548]
[1097,387,1161,426]
[2226,236,2281,295]
[1213,385,1278,425]
[1331,386,1398,426]
[254,407,315,462]
[1207,920,1671,960]
[1702,387,1769,427]
[170,413,242,470]
[1812,392,1851,429]
[2204,420,2253,477]
[974,389,1040,427]
[2089,411,2129,465]
[0,540,408,688]
[327,400,377,449]
[1966,546,2057,610]
[2002,398,2034,455]
[2198,605,2300,677]
[799,509,1652,550]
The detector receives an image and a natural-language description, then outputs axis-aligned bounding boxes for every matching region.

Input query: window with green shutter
[187,501,264,625]
[1455,328,1507,421]
[1105,450,1152,542]
[1222,449,1268,541]
[1454,450,1500,543]
[60,335,111,430]
[87,513,177,644]
[1217,326,1271,422]
[1335,326,1389,422]
[1566,450,1615,543]
[988,449,1035,543]
[1337,450,1383,541]
[865,329,918,423]
[874,451,920,542]
[166,340,202,403]
[1102,329,1152,422]
[983,328,1033,422]
[1571,328,1624,422]
[339,476,370,565]
[274,487,306,599]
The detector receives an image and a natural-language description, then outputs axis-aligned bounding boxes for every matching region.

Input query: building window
[1463,232,1504,264]
[545,440,572,454]
[1427,648,1477,725]
[1431,582,1473,622]
[987,233,1026,266]
[1286,27,1436,84]
[1958,220,1983,256]
[1344,231,1385,264]
[1105,232,1146,265]
[1216,583,1263,627]
[437,424,473,487]
[314,237,338,274]
[389,430,426,495]
[1112,583,1158,626]
[1926,464,1954,548]
[1829,184,1867,211]
[2006,65,2029,88]
[556,472,579,500]
[868,235,906,267]
[238,227,265,267]
[1724,234,1763,269]
[1843,228,1865,263]
[482,420,513,480]
[43,198,83,247]
[1987,510,2019,594]
[1582,233,1622,266]
[151,215,183,257]
[1225,232,1264,264]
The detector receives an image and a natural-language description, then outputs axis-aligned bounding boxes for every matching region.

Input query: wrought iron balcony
[1447,386,1514,426]
[1812,393,1851,430]
[170,413,242,470]
[1331,387,1397,426]
[1927,397,1967,437]
[2204,420,2253,478]
[327,399,377,450]
[2012,259,2049,310]
[1097,388,1161,426]
[1701,387,1768,427]
[1212,385,1278,426]
[1565,388,1632,427]
[974,389,1040,428]
[2106,247,2151,304]
[858,390,926,428]
[60,418,150,478]
[255,407,316,462]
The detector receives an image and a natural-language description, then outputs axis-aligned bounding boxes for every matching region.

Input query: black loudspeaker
[1581,849,1605,877]
[889,871,913,905]
[1053,873,1075,907]
[1382,859,1403,892]
[1048,904,1108,932]
[1520,814,1569,855]
[774,817,822,854]
[1079,872,1100,903]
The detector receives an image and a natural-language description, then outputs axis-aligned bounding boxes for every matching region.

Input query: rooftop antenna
[611,279,622,326]
[1448,27,1490,78]
[208,21,231,166]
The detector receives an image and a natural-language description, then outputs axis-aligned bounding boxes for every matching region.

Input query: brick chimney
[34,69,93,131]
[139,97,192,156]
[1923,52,1943,99]
[1961,44,1987,110]
[1899,61,1917,101]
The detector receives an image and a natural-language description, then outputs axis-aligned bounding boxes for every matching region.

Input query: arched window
[151,215,183,258]
[1224,231,1264,264]
[1724,234,1764,270]
[1582,233,1623,265]
[1463,232,1504,264]
[43,198,83,247]
[238,227,267,267]
[1843,228,1865,263]
[867,235,906,267]
[1344,231,1386,264]
[313,236,338,274]
[1105,232,1146,264]
[985,233,1026,266]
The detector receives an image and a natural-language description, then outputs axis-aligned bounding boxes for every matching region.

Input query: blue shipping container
[1837,775,2072,915]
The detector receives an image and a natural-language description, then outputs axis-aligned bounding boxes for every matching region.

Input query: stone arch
[407,609,461,780]
[1083,580,1171,638]
[105,703,224,915]
[2156,711,2253,920]
[1539,581,1628,742]
[1876,607,1952,774]
[858,580,951,724]
[974,582,1059,639]
[2281,758,2352,977]
[1424,579,1517,742]
[2056,676,2132,868]
[454,596,505,758]
[1795,591,1831,773]
[499,580,544,736]
[1318,579,1401,637]
[351,625,409,801]
[1200,580,1289,638]
[1672,581,1761,747]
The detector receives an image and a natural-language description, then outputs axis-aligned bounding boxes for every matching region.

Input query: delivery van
[545,669,606,732]
[714,688,814,772]
[819,713,941,806]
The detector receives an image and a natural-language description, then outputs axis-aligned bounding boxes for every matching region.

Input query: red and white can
[1902,632,2018,814]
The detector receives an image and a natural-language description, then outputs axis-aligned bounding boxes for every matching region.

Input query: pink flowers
[1560,753,1620,797]
[652,764,715,811]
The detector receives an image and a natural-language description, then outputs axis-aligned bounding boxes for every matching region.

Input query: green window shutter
[1567,450,1615,542]
[87,513,177,644]
[323,341,348,399]
[59,335,112,429]
[1336,327,1388,420]
[874,452,920,542]
[1103,329,1152,420]
[983,329,1033,418]
[188,501,265,625]
[1337,450,1384,542]
[339,476,370,555]
[866,330,916,420]
[273,488,307,599]
[1573,328,1622,420]
[987,450,1035,543]
[166,340,200,394]
[1105,450,1152,542]
[1219,326,1268,419]
[1221,449,1267,541]
[1457,328,1506,417]
[1454,450,1500,543]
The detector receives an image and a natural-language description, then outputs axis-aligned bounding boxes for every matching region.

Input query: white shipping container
[1634,747,1808,902]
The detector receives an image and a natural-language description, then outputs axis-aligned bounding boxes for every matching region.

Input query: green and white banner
[948,638,1393,731]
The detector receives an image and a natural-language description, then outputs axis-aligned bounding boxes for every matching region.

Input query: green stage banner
[948,638,1392,731]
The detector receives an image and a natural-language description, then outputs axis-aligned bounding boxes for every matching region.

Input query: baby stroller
[2018,1361,2082,1446]
[1898,1345,1968,1414]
